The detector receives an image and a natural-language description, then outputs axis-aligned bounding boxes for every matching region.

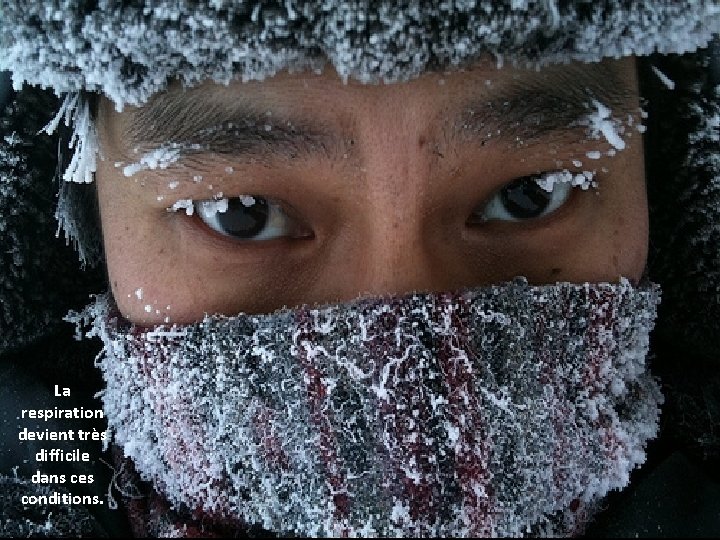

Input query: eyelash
[191,196,312,243]
[169,169,589,244]
[471,169,593,224]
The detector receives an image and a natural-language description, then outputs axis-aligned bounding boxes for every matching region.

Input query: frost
[146,329,188,341]
[651,66,676,90]
[586,150,602,160]
[197,198,229,217]
[84,279,662,537]
[240,195,256,207]
[535,169,596,192]
[134,288,143,300]
[584,100,627,151]
[43,94,98,184]
[4,132,20,146]
[2,3,719,111]
[122,145,182,177]
[168,199,194,215]
[0,4,714,531]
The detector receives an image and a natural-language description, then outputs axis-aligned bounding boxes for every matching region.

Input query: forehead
[102,58,638,155]
[153,56,632,105]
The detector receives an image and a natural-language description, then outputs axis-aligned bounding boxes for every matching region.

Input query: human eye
[191,195,311,242]
[470,170,592,224]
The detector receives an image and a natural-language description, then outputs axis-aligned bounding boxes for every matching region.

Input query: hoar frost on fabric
[73,279,662,537]
[2,1,719,111]
[645,50,720,361]
[0,476,106,537]
[42,94,98,185]
[640,49,720,458]
[0,87,101,354]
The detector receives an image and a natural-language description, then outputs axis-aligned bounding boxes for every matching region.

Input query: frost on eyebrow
[579,100,649,154]
[123,101,347,169]
[584,100,628,151]
[119,144,184,177]
[561,99,650,170]
[454,63,638,151]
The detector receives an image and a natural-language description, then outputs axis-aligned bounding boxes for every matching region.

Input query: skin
[95,57,648,325]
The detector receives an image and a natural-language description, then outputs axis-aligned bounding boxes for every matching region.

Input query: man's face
[95,57,647,325]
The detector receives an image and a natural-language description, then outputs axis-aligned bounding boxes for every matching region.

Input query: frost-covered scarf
[77,278,662,537]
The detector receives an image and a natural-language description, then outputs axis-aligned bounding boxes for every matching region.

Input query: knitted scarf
[74,278,662,537]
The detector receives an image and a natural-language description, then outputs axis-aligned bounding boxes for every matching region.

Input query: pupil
[217,198,269,238]
[500,177,551,219]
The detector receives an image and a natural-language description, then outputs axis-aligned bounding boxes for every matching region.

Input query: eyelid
[535,169,597,192]
[187,195,313,243]
[473,169,590,224]
[478,185,571,223]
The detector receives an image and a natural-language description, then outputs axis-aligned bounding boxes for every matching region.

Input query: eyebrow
[124,92,344,165]
[123,62,636,164]
[451,63,636,146]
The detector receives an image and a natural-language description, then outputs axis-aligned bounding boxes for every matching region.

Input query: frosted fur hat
[2,1,719,110]
[0,0,719,470]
